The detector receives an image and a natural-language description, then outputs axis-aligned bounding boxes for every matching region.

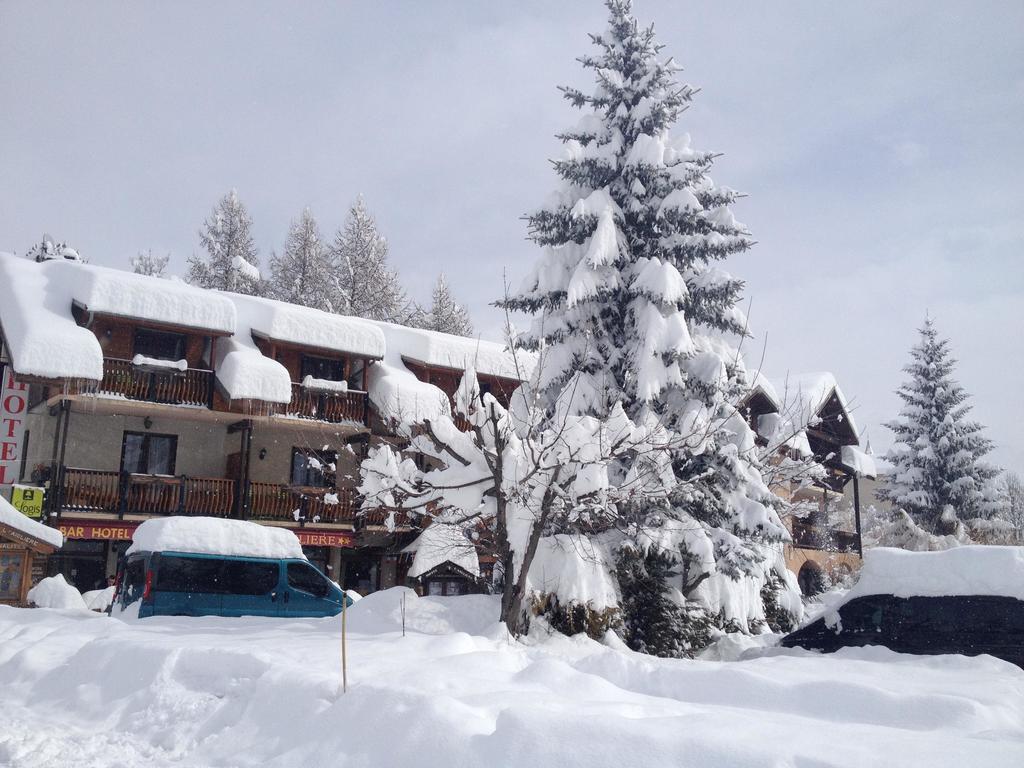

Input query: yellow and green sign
[10,485,43,519]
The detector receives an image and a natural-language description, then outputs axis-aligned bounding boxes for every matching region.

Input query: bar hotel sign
[0,366,28,487]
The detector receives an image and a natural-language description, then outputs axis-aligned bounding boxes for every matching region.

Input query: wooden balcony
[791,522,860,554]
[248,482,357,525]
[60,468,233,517]
[97,357,214,408]
[285,383,368,425]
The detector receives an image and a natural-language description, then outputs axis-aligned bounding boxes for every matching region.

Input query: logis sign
[0,366,28,486]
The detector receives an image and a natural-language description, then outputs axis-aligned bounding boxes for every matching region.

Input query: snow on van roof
[846,546,1024,602]
[0,494,64,549]
[236,293,385,359]
[126,517,306,560]
[0,252,105,380]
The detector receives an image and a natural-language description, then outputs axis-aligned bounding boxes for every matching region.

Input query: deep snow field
[1,589,1022,768]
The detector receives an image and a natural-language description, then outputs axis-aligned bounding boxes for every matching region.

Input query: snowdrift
[1,588,1021,767]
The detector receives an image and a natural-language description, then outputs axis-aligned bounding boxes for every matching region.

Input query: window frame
[290,446,337,488]
[132,328,187,362]
[120,431,179,475]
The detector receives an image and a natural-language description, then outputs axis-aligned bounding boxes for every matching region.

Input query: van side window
[221,560,278,595]
[125,559,146,600]
[155,556,223,593]
[287,562,330,597]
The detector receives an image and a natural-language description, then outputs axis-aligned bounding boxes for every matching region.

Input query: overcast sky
[2,1,1021,471]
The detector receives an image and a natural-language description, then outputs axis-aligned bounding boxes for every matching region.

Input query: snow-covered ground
[1,589,1021,768]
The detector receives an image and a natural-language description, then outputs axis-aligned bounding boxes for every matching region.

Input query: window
[220,560,279,595]
[121,432,178,475]
[155,556,224,593]
[133,328,186,361]
[301,355,344,382]
[290,447,336,488]
[287,562,330,597]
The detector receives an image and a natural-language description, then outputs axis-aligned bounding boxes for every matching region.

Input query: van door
[281,560,338,617]
[218,558,284,618]
[151,554,224,616]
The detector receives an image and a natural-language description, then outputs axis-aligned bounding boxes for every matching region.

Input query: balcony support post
[228,419,254,520]
[117,471,129,519]
[853,474,863,558]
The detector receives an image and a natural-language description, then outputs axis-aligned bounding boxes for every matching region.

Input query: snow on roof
[840,445,877,479]
[0,252,104,380]
[237,294,385,359]
[769,372,860,440]
[372,321,533,381]
[845,546,1024,602]
[403,524,480,579]
[73,262,235,333]
[126,516,306,560]
[0,494,64,549]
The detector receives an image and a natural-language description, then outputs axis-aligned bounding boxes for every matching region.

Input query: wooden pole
[341,594,348,694]
[401,591,406,637]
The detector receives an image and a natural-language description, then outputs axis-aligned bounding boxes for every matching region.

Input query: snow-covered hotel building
[0,250,873,597]
[0,252,523,593]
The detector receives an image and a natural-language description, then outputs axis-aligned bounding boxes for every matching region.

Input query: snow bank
[82,586,116,612]
[126,516,306,560]
[0,595,1021,767]
[0,252,104,380]
[846,546,1024,601]
[0,494,64,549]
[27,574,88,610]
[404,524,480,579]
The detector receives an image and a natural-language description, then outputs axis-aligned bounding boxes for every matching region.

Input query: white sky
[2,1,1021,471]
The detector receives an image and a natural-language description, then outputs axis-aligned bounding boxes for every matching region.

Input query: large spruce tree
[188,190,262,295]
[878,317,1004,532]
[501,0,790,634]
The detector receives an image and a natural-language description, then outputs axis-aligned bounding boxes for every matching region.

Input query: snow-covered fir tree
[878,317,1004,532]
[187,190,262,295]
[130,249,169,278]
[500,0,793,640]
[425,273,474,336]
[330,197,415,324]
[268,208,340,313]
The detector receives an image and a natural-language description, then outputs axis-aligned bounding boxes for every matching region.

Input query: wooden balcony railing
[360,507,414,530]
[61,468,233,517]
[248,482,357,525]
[791,522,860,554]
[285,383,368,425]
[98,357,214,408]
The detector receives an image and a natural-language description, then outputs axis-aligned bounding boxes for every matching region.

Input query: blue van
[113,550,350,619]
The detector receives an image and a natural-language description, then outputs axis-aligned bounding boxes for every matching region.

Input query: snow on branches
[358,367,674,635]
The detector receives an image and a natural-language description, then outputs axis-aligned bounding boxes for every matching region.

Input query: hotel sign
[295,530,354,548]
[0,367,28,486]
[58,521,139,541]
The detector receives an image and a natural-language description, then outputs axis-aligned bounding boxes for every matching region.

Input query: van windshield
[155,556,278,595]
